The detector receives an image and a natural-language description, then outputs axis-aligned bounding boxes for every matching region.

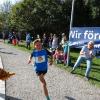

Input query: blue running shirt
[31,49,50,72]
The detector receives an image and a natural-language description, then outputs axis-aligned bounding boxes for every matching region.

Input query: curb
[0,56,5,100]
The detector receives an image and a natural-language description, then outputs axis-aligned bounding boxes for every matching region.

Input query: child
[63,40,69,65]
[28,39,53,100]
[53,47,64,64]
[0,68,15,80]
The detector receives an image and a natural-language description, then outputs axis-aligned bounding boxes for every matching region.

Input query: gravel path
[0,41,100,100]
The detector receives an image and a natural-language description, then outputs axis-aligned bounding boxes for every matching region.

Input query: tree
[6,0,100,36]
[0,0,12,32]
[8,0,72,34]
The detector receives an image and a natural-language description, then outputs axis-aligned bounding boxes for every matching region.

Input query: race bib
[35,56,45,63]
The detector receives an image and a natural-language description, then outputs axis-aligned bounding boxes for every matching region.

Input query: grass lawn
[68,50,100,88]
[6,40,100,88]
[55,51,100,88]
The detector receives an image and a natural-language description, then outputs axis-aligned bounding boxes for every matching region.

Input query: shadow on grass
[92,62,100,66]
[73,71,100,82]
[70,59,100,73]
[65,96,76,100]
[89,77,100,82]
[71,57,100,66]
[77,66,100,73]
[91,67,100,73]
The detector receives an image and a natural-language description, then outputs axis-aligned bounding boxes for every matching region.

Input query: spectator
[12,32,17,45]
[52,34,58,51]
[42,33,48,48]
[26,32,31,49]
[60,33,66,46]
[8,32,13,44]
[48,33,53,49]
[37,34,40,39]
[2,32,6,43]
[53,47,64,64]
[71,41,95,80]
[17,32,21,44]
[62,37,69,65]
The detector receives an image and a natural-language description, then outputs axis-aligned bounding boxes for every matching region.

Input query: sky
[0,0,21,5]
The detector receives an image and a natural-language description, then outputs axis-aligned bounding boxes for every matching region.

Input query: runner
[28,39,53,100]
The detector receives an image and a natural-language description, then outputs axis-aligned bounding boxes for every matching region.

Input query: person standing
[2,32,6,43]
[28,39,53,100]
[26,32,31,49]
[71,41,95,80]
[52,34,58,50]
[62,36,69,65]
[48,33,53,49]
[8,32,13,44]
[42,33,48,48]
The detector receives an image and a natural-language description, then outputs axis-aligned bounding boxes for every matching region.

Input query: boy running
[28,39,53,100]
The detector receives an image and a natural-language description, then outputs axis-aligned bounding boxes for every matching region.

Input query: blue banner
[69,27,100,58]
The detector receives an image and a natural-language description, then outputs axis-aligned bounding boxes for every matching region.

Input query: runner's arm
[46,49,53,65]
[28,53,33,64]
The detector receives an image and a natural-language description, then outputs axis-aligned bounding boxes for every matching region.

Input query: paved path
[0,41,100,100]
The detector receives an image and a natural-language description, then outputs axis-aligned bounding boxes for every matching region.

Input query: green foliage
[6,0,72,34]
[0,0,100,34]
[0,0,11,32]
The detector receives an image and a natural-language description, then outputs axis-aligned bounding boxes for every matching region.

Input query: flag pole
[67,0,75,66]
